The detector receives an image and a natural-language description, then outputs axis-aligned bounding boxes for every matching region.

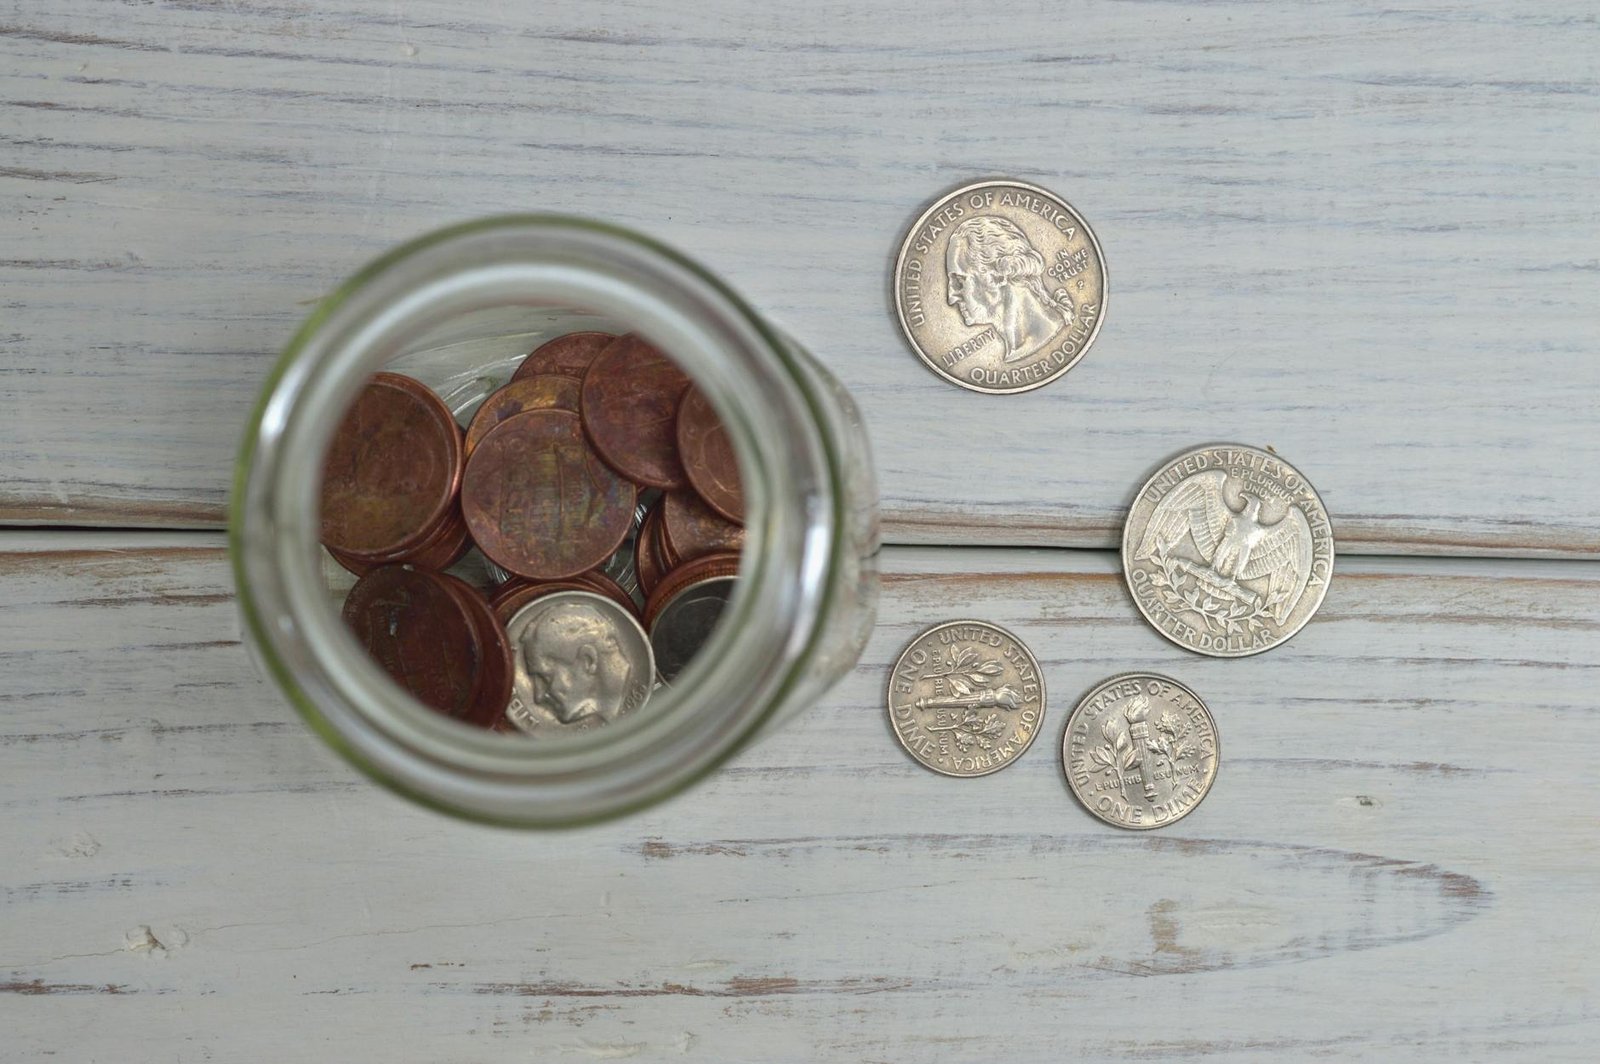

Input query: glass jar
[231,216,880,826]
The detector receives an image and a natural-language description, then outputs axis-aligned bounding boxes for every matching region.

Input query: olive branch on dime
[925,710,1009,752]
[1089,717,1140,778]
[920,644,1006,694]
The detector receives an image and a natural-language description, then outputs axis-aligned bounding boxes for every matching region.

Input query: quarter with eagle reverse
[1122,444,1334,657]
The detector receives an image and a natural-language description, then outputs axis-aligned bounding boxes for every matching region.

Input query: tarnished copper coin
[464,374,582,454]
[643,551,743,633]
[512,331,616,382]
[341,565,482,720]
[635,501,669,598]
[462,410,637,580]
[676,386,744,523]
[661,490,745,567]
[321,373,464,557]
[493,572,638,621]
[581,334,692,489]
[437,572,515,729]
[491,579,601,627]
[327,504,471,577]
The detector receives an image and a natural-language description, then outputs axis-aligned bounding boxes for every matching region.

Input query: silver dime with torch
[1062,673,1219,830]
[886,620,1046,778]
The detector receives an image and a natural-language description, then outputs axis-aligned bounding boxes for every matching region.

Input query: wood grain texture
[3,533,1598,1060]
[2,2,1599,552]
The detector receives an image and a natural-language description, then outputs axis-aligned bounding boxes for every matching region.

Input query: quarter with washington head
[1122,443,1334,657]
[893,179,1107,394]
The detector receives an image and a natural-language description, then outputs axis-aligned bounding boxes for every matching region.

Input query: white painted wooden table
[3,3,1598,1060]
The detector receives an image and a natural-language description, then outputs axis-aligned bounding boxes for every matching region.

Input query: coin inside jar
[341,565,483,720]
[644,552,741,683]
[323,330,749,741]
[661,489,745,566]
[463,374,582,453]
[676,386,744,523]
[581,334,692,489]
[512,331,615,382]
[634,500,669,598]
[492,578,602,621]
[320,373,463,557]
[492,568,638,620]
[435,571,517,729]
[569,568,640,617]
[462,409,637,580]
[326,496,471,577]
[502,590,656,736]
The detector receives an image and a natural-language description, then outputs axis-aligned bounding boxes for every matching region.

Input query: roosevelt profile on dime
[519,599,643,725]
[1122,444,1334,657]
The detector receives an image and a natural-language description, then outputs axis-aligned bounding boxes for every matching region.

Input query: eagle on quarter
[1133,470,1313,624]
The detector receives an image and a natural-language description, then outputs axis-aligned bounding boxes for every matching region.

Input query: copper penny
[662,490,745,566]
[581,334,692,489]
[643,551,742,633]
[321,372,463,557]
[491,579,600,627]
[512,331,616,382]
[676,386,744,523]
[327,504,470,577]
[462,409,637,580]
[463,374,582,454]
[635,501,669,597]
[437,572,515,729]
[651,496,682,571]
[341,565,482,720]
[492,570,637,621]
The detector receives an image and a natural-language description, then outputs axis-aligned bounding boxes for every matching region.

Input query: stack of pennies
[339,565,512,729]
[319,372,472,575]
[319,330,747,737]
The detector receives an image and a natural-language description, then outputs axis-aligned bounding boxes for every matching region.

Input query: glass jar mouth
[231,216,844,826]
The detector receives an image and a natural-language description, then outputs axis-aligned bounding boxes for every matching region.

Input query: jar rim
[230,215,847,826]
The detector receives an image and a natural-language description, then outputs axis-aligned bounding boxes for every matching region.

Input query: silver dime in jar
[893,179,1107,394]
[1122,443,1335,657]
[1062,673,1218,830]
[649,574,735,684]
[503,590,655,736]
[886,620,1046,777]
[481,556,514,587]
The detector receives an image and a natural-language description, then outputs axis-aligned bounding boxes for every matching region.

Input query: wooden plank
[2,3,1598,553]
[3,533,1598,1059]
